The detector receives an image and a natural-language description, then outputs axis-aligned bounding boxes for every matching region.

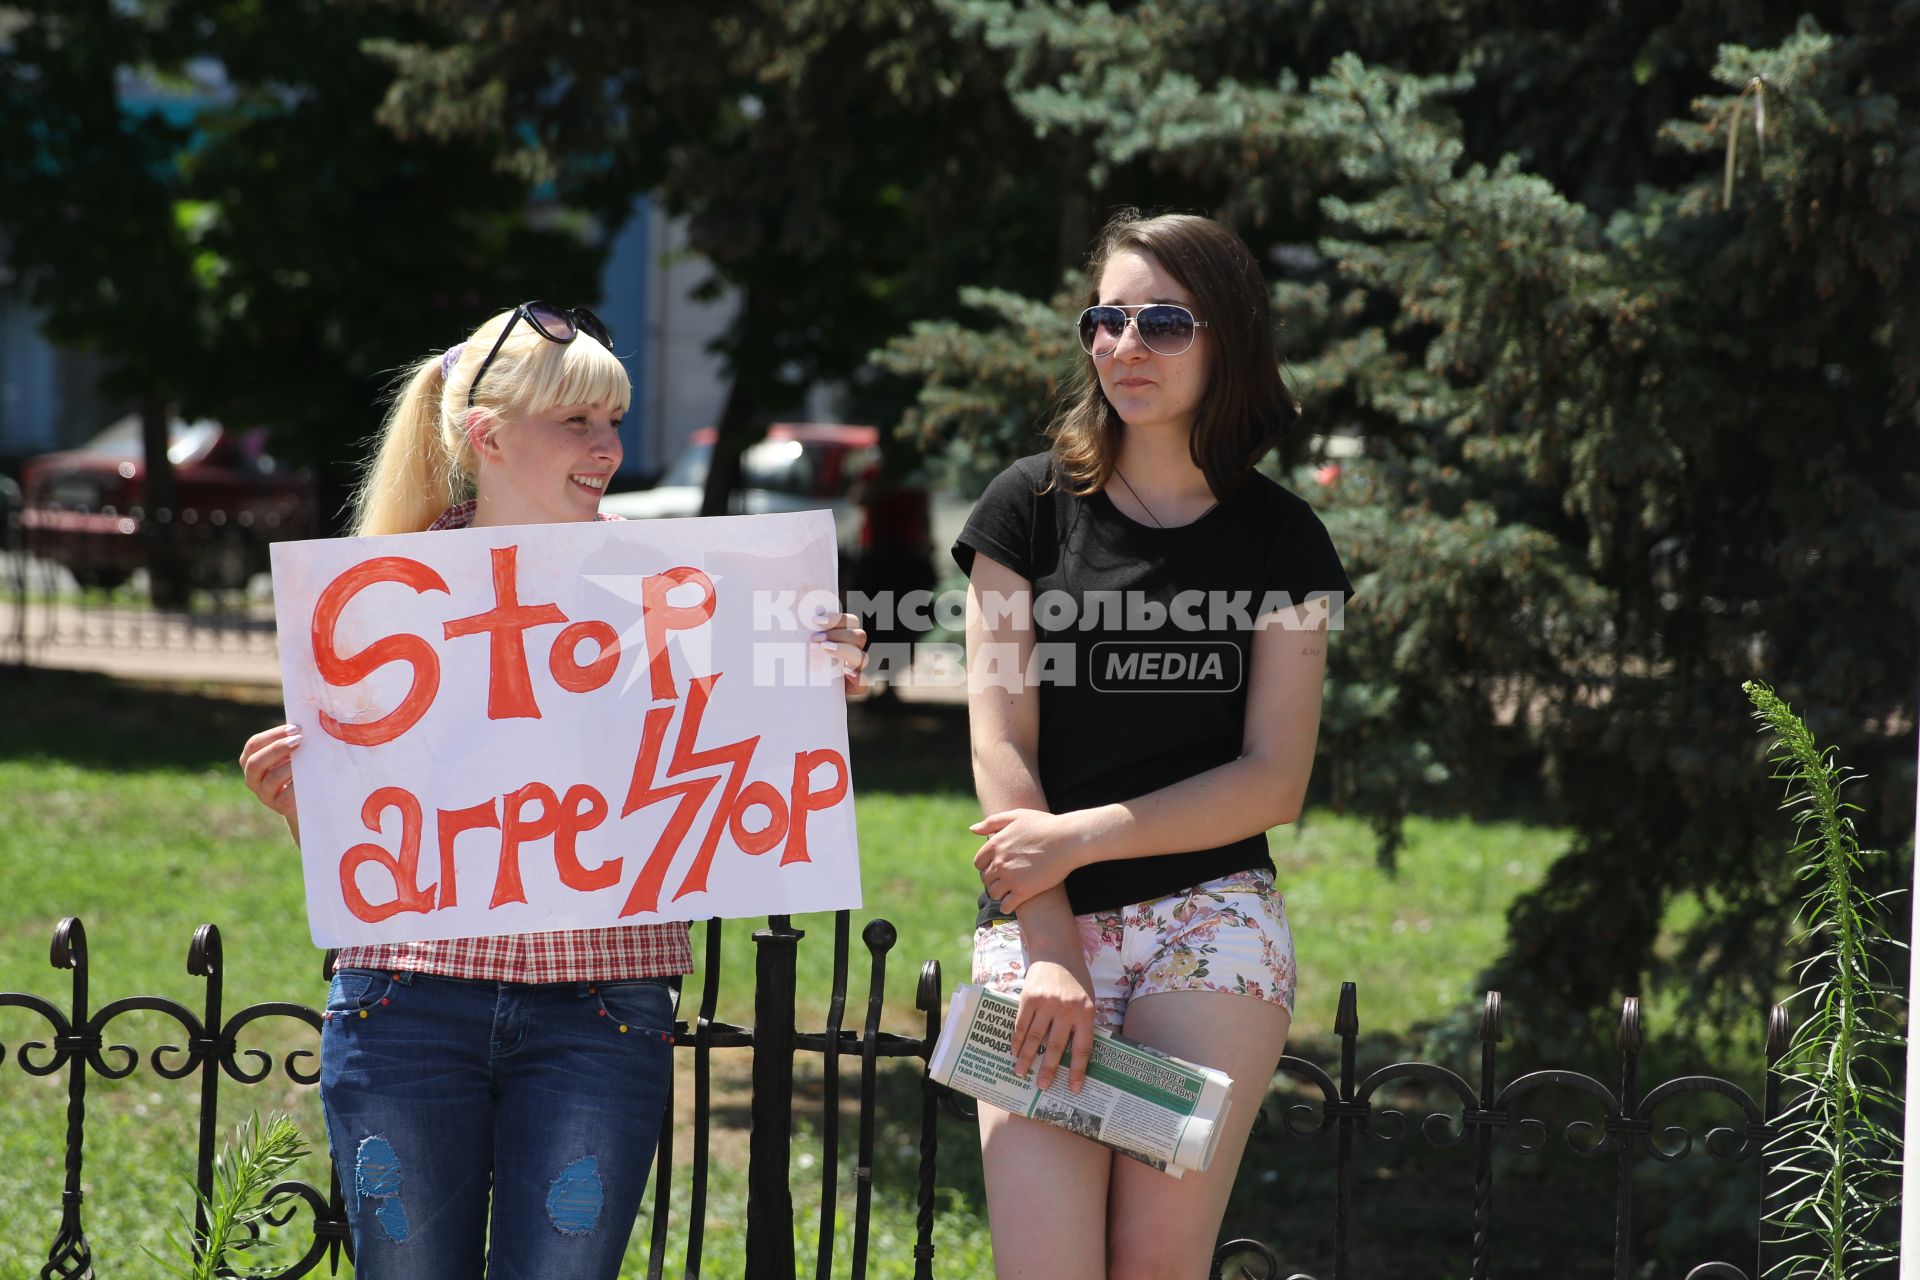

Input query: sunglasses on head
[1076,303,1210,358]
[467,302,615,408]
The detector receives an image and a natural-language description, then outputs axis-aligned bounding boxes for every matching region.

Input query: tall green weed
[1744,682,1904,1278]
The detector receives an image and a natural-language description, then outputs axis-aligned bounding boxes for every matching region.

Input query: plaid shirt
[424,498,623,532]
[333,500,692,982]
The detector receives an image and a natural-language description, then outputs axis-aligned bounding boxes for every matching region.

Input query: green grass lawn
[0,668,1592,1278]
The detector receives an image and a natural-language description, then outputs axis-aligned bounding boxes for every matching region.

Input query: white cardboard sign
[269,510,860,947]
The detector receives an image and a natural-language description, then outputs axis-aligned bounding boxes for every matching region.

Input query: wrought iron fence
[1,914,944,1280]
[1,504,287,666]
[1240,989,1795,1280]
[2,912,1805,1280]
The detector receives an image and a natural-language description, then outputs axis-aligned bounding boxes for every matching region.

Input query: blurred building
[0,238,123,474]
[600,202,736,478]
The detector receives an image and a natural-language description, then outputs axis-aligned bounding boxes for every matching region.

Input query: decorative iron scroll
[1254,984,1791,1280]
[2,914,942,1280]
[0,918,344,1280]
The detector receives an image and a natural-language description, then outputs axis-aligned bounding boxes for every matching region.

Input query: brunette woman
[955,214,1351,1279]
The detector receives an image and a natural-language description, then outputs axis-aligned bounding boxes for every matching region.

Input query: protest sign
[270,510,859,947]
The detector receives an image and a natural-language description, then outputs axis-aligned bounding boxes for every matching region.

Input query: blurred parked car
[603,422,877,534]
[602,426,967,667]
[20,415,319,590]
[601,422,940,649]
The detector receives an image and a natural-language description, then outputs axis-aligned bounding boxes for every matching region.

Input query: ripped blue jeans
[319,969,675,1279]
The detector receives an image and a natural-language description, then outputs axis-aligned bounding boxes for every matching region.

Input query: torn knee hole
[354,1135,411,1244]
[546,1154,604,1234]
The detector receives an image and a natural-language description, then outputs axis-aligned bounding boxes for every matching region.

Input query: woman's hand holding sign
[239,723,304,842]
[813,611,869,694]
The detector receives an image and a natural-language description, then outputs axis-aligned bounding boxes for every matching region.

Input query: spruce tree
[882,3,1919,1038]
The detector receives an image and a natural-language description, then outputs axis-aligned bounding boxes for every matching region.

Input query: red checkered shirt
[332,500,692,982]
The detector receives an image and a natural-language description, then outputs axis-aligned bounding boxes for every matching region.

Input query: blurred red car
[602,422,931,567]
[600,422,937,648]
[20,415,319,590]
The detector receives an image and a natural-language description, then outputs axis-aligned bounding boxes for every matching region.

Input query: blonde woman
[239,303,866,1278]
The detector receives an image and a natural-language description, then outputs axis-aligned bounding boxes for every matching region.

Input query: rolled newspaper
[927,983,1235,1176]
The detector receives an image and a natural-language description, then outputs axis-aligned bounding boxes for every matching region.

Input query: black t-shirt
[953,451,1353,925]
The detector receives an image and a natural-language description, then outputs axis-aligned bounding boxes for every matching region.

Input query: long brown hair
[1049,211,1297,497]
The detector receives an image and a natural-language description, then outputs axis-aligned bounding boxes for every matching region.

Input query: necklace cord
[1113,467,1219,529]
[1114,468,1165,529]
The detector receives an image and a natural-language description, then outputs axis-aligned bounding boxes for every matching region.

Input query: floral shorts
[971,869,1296,1029]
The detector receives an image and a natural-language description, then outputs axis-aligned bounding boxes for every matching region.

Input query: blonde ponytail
[350,350,473,536]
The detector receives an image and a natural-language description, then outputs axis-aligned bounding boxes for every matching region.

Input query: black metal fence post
[188,924,226,1267]
[1756,1003,1790,1280]
[746,914,803,1280]
[814,912,853,1280]
[647,998,678,1278]
[913,959,943,1280]
[1612,996,1644,1280]
[850,920,895,1280]
[45,918,95,1280]
[1331,981,1359,1280]
[1469,991,1502,1280]
[676,919,729,1280]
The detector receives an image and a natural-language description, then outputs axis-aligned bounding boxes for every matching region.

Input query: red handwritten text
[312,540,847,926]
[313,545,714,742]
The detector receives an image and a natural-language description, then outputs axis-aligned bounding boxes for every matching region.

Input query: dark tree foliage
[881,0,1919,1045]
[0,0,604,532]
[368,0,1072,511]
[1,0,210,597]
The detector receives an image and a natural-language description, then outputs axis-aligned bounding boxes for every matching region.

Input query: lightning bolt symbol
[617,672,760,916]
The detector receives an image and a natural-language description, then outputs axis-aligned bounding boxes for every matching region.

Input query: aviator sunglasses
[467,302,615,407]
[1076,303,1210,358]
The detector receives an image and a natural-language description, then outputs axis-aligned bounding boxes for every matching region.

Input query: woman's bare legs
[978,989,1289,1280]
[979,1100,1114,1280]
[1105,990,1292,1280]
